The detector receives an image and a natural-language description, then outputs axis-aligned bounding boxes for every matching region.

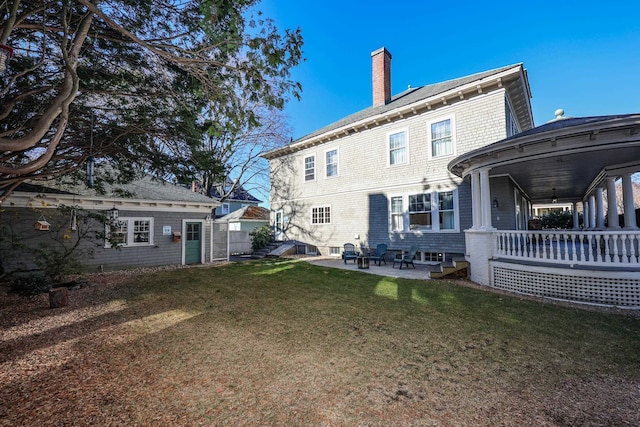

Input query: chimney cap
[370,47,392,59]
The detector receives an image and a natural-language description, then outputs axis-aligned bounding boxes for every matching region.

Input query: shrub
[10,274,52,297]
[250,225,274,252]
[541,210,575,230]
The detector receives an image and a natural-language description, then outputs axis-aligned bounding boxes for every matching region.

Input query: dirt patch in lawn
[1,265,639,426]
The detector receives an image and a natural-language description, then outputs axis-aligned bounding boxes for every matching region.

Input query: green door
[185,222,202,265]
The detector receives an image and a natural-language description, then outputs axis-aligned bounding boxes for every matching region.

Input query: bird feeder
[34,216,51,231]
[0,44,14,73]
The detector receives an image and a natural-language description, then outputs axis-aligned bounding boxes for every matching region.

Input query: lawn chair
[368,243,387,266]
[342,243,359,264]
[392,245,418,269]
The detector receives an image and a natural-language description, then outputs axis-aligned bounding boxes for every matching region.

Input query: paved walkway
[305,257,437,281]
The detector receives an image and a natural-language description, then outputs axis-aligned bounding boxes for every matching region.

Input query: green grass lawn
[2,258,639,426]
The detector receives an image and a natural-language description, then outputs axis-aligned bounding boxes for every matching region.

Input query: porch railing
[494,230,640,267]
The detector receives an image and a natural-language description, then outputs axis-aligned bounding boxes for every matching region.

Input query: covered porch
[449,112,640,308]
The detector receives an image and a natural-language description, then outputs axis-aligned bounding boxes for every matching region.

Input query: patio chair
[368,243,387,266]
[342,243,359,264]
[392,245,418,269]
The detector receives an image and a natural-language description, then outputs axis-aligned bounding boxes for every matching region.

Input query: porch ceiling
[449,114,640,203]
[491,143,639,203]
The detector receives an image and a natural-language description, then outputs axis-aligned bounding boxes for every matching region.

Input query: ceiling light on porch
[551,188,558,204]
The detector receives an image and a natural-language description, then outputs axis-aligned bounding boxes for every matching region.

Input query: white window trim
[388,189,459,233]
[221,203,230,215]
[386,127,410,167]
[324,147,339,178]
[427,115,456,160]
[390,195,404,232]
[105,216,155,248]
[303,153,316,183]
[311,205,331,225]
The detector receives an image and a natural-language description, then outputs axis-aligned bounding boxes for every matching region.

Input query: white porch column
[470,170,482,229]
[589,195,597,229]
[479,168,494,230]
[572,202,580,230]
[595,187,606,230]
[582,200,590,229]
[622,173,638,229]
[606,176,620,229]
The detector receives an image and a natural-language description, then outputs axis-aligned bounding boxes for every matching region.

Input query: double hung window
[326,149,338,177]
[430,118,453,157]
[304,155,315,181]
[438,191,454,230]
[391,196,404,231]
[388,130,407,165]
[409,193,432,230]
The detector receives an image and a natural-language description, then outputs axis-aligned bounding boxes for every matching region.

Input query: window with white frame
[438,191,455,230]
[326,149,338,177]
[311,206,330,224]
[388,130,407,165]
[409,193,432,230]
[106,217,154,247]
[430,118,453,157]
[391,196,404,231]
[391,190,457,232]
[221,203,230,215]
[304,155,315,181]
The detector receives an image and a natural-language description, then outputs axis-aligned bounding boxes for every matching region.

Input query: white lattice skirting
[491,261,640,308]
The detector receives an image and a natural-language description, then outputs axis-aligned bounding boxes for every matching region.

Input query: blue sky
[258,0,640,139]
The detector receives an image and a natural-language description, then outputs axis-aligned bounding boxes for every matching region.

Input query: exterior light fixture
[492,197,499,208]
[107,207,121,227]
[551,188,558,204]
[0,44,13,73]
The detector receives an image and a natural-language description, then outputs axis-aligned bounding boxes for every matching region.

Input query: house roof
[448,113,640,203]
[263,63,532,159]
[217,205,269,222]
[9,171,218,212]
[209,184,261,203]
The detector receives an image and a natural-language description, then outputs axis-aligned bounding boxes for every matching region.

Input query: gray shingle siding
[85,210,212,271]
[1,207,214,274]
[491,176,518,230]
[270,91,509,258]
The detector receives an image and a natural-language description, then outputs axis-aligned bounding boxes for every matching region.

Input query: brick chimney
[371,47,392,106]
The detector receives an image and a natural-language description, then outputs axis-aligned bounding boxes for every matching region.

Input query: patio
[306,256,446,281]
